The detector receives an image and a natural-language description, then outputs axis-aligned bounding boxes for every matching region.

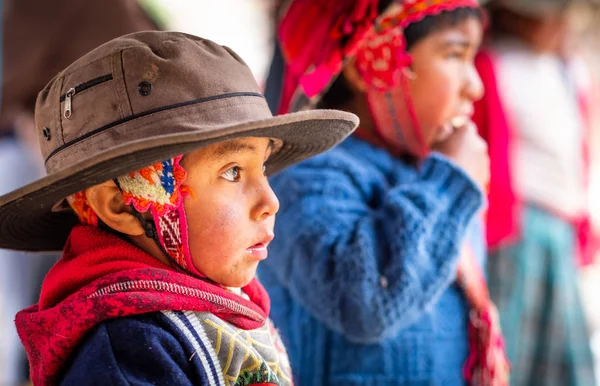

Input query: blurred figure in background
[0,0,159,383]
[472,1,599,384]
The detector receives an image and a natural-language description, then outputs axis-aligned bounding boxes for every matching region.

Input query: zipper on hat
[63,88,75,119]
[61,74,113,119]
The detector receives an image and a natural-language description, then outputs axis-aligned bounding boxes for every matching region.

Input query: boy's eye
[221,166,241,182]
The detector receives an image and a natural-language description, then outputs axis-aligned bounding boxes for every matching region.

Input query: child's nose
[252,180,280,221]
[464,63,484,102]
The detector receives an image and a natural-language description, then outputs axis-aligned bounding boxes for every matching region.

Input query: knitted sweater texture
[258,137,485,385]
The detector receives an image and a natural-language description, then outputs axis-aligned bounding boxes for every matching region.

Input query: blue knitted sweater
[258,137,486,385]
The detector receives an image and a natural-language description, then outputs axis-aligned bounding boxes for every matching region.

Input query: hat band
[45,91,265,165]
[44,92,271,173]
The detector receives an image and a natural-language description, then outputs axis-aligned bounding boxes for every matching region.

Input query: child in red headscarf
[260,0,510,385]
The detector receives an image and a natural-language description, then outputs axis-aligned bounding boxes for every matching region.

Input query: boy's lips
[246,234,274,260]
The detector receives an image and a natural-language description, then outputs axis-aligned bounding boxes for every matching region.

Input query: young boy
[0,31,357,385]
[260,0,509,384]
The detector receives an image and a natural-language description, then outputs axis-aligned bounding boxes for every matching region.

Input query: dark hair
[404,7,482,50]
[318,6,482,109]
[485,3,569,40]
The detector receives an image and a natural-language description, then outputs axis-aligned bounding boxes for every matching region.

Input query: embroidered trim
[356,0,479,90]
[117,155,195,271]
[69,155,199,275]
[162,311,224,386]
[182,312,227,385]
[199,313,291,385]
[118,156,190,215]
[67,191,99,226]
[379,0,479,33]
[88,280,265,323]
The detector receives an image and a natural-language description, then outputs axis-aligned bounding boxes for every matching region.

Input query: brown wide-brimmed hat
[0,31,358,252]
[0,0,160,131]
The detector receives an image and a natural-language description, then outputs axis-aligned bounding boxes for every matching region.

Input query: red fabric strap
[457,246,510,385]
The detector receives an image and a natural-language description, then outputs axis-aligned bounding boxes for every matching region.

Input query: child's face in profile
[407,16,484,146]
[181,137,279,287]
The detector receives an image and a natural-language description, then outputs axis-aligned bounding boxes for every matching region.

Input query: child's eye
[447,51,463,59]
[221,166,241,182]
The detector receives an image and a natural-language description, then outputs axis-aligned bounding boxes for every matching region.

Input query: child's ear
[402,66,417,80]
[342,60,368,93]
[85,182,145,237]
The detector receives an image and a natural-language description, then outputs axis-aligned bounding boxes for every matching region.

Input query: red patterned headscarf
[277,0,380,114]
[278,0,478,157]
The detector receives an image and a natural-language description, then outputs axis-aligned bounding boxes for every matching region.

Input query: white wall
[154,0,275,86]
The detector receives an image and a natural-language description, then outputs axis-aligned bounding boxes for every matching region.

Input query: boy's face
[407,16,484,147]
[180,137,279,288]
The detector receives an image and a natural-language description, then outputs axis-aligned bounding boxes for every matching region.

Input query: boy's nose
[252,180,280,221]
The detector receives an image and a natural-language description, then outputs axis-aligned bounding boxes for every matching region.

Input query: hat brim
[0,109,358,251]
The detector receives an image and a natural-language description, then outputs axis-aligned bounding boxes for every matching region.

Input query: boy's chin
[210,269,257,289]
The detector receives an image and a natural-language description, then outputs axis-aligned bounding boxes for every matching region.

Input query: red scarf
[457,246,510,385]
[473,50,599,267]
[277,0,379,114]
[15,225,270,386]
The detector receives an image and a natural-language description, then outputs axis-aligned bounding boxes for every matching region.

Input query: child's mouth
[436,115,470,143]
[436,124,455,142]
[246,235,274,260]
[246,243,268,260]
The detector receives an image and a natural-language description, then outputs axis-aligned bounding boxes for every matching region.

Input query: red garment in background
[472,50,599,266]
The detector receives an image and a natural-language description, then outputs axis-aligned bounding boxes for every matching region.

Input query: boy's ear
[85,182,145,237]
